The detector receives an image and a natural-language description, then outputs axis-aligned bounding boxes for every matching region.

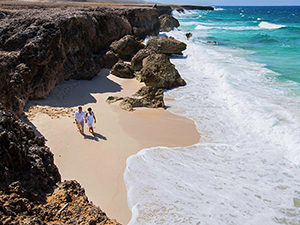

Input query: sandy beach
[25,69,200,224]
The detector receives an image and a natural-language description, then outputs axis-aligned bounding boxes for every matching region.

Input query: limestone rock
[100,51,119,69]
[146,36,187,55]
[159,14,180,32]
[106,96,124,104]
[111,61,134,78]
[120,86,165,111]
[110,35,145,59]
[131,48,156,71]
[140,53,186,89]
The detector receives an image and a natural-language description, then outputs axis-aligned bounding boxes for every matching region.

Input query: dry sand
[26,69,200,224]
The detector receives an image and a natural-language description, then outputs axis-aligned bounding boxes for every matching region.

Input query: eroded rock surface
[111,61,134,79]
[140,53,186,89]
[131,48,156,71]
[107,86,165,111]
[0,5,160,116]
[146,36,187,55]
[110,35,145,60]
[159,14,180,32]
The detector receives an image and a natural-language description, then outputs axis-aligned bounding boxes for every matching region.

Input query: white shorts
[87,122,93,128]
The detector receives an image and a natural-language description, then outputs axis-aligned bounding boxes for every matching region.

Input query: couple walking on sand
[74,106,96,136]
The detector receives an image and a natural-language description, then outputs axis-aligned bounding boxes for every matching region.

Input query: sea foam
[259,21,286,29]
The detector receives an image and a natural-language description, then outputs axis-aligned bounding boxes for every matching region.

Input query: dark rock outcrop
[111,61,134,79]
[131,48,156,71]
[100,50,119,69]
[140,53,186,89]
[146,36,187,55]
[159,14,180,32]
[0,5,160,116]
[110,35,145,60]
[186,32,192,40]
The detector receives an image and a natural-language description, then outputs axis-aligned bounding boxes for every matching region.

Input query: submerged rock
[140,53,186,89]
[186,32,192,40]
[111,61,134,78]
[110,35,145,59]
[159,14,180,32]
[146,36,187,55]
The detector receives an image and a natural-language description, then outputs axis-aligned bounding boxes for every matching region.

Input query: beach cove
[25,69,200,224]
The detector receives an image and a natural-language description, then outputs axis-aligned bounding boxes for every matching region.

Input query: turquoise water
[125,7,300,225]
[178,7,300,85]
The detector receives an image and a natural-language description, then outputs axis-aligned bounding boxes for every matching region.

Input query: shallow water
[125,7,300,225]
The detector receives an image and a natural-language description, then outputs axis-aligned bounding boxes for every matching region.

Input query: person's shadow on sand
[84,132,107,142]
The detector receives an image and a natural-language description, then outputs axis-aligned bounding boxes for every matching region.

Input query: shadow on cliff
[29,69,122,108]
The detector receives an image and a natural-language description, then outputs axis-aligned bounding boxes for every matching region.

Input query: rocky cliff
[0,4,160,116]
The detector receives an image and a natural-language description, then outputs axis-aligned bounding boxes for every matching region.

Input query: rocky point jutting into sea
[0,1,213,224]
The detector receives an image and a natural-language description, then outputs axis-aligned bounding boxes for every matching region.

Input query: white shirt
[74,111,86,123]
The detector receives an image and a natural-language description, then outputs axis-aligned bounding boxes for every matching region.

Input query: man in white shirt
[74,106,86,135]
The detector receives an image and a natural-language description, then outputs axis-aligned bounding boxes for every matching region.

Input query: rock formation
[111,61,134,79]
[131,48,156,71]
[146,36,187,55]
[159,14,180,32]
[0,5,160,116]
[107,86,165,111]
[110,35,145,60]
[140,53,186,89]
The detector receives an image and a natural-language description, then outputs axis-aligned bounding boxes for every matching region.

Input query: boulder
[140,53,186,89]
[146,36,186,55]
[110,35,145,59]
[120,86,165,111]
[111,61,134,78]
[131,48,156,71]
[100,50,119,68]
[159,14,180,32]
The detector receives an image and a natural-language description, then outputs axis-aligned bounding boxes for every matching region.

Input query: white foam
[195,24,211,30]
[214,7,225,11]
[259,21,286,29]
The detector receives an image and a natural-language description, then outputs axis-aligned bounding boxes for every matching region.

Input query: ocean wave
[258,21,286,29]
[214,7,225,11]
[195,24,212,30]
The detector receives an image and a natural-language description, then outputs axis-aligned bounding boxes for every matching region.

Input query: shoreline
[26,69,200,224]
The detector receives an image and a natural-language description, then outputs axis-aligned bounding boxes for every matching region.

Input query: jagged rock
[159,14,180,32]
[146,36,187,55]
[120,86,165,111]
[140,53,186,89]
[111,61,134,78]
[107,86,165,111]
[186,32,192,40]
[106,96,124,104]
[100,51,119,69]
[131,48,156,71]
[110,35,145,60]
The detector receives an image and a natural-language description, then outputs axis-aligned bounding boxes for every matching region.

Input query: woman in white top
[86,107,96,135]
